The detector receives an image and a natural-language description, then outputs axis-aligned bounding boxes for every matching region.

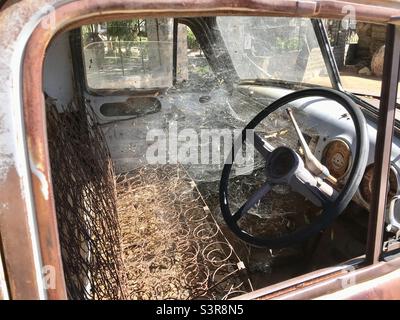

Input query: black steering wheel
[219,88,368,248]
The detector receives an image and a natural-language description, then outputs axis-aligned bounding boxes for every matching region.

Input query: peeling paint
[0,0,57,299]
[0,151,13,183]
[29,158,49,201]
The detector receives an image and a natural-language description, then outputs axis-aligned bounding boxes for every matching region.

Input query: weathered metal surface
[0,0,56,299]
[0,235,10,299]
[233,265,349,300]
[0,0,400,299]
[366,24,400,265]
[316,268,400,299]
[0,167,40,299]
[23,22,67,300]
[236,255,400,299]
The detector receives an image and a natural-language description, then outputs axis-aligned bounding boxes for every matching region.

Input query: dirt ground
[340,70,383,98]
[311,70,382,95]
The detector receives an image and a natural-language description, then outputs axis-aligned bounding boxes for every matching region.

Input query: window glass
[82,19,173,89]
[181,25,217,89]
[216,17,331,87]
[326,19,400,105]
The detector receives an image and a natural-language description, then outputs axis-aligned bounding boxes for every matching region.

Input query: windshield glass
[81,17,332,91]
[216,17,332,87]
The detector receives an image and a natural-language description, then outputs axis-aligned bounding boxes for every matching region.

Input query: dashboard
[236,85,400,216]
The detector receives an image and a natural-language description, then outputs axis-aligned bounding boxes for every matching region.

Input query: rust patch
[0,167,40,299]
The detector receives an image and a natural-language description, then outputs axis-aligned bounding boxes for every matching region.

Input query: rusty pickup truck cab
[1,0,400,300]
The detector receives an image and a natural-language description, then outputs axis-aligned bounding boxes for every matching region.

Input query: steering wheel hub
[266,147,298,181]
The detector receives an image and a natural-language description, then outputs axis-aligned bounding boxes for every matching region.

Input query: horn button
[266,147,299,181]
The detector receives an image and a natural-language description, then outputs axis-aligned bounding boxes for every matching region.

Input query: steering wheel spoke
[253,132,273,160]
[233,182,272,222]
[289,170,337,208]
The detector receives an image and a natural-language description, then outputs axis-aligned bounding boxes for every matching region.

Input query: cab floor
[115,164,251,299]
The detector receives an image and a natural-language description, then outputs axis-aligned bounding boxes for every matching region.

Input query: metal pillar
[366,24,400,264]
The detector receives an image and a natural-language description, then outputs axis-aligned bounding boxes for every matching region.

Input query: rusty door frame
[0,236,9,299]
[8,0,400,299]
[366,24,400,264]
